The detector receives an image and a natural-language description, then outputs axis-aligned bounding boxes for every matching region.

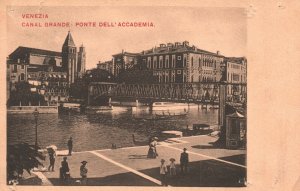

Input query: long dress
[147,140,157,158]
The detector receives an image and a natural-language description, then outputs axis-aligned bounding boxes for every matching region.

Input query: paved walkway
[38,135,246,186]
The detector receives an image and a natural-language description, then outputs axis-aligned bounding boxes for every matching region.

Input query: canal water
[7,105,218,152]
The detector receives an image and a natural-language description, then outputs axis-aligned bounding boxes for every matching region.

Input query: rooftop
[9,46,61,58]
[142,41,223,56]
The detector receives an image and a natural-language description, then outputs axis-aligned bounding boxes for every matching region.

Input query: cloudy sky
[7,6,246,69]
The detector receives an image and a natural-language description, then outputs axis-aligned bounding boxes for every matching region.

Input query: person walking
[80,161,88,185]
[180,148,189,174]
[60,157,70,184]
[48,150,56,172]
[169,158,176,177]
[160,159,168,186]
[67,137,73,156]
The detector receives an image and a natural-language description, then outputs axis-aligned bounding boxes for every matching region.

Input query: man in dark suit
[180,148,189,174]
[60,157,70,184]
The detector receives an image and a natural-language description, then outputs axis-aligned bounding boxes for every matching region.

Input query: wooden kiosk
[226,111,246,149]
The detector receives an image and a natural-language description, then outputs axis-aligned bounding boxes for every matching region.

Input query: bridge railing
[88,82,246,104]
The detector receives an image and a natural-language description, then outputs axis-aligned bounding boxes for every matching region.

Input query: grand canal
[7,105,218,152]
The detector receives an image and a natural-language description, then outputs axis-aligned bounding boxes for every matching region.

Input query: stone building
[140,41,224,83]
[97,60,113,74]
[224,57,247,102]
[112,50,139,76]
[7,31,86,104]
[77,45,86,78]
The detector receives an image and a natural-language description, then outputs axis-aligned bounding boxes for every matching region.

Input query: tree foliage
[117,68,156,84]
[7,143,45,182]
[8,82,46,106]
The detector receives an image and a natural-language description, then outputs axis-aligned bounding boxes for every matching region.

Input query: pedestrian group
[45,136,89,185]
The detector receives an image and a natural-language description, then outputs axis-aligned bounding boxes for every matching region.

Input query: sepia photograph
[5,5,247,187]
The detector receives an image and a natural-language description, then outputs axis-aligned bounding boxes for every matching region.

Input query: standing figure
[67,137,73,156]
[160,159,168,186]
[147,137,158,158]
[60,157,70,183]
[80,161,88,185]
[169,158,176,177]
[48,150,56,171]
[180,148,189,174]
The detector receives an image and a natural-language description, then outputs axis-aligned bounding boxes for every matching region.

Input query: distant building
[97,60,113,74]
[77,45,86,78]
[140,41,224,83]
[7,31,86,104]
[224,57,247,102]
[7,59,28,84]
[27,66,68,105]
[112,50,139,76]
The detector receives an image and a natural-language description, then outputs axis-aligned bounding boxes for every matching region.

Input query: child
[169,158,176,177]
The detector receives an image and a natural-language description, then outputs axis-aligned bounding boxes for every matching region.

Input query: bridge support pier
[109,97,112,107]
[136,99,139,107]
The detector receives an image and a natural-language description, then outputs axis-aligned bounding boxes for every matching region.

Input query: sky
[7,6,246,69]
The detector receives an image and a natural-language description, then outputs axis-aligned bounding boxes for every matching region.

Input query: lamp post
[33,108,39,151]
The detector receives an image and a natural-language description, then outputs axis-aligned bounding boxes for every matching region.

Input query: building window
[153,57,157,69]
[165,56,169,68]
[177,56,181,60]
[172,55,175,68]
[177,70,181,74]
[147,57,151,69]
[191,75,194,82]
[191,57,194,67]
[159,56,163,68]
[13,64,18,72]
[20,73,25,81]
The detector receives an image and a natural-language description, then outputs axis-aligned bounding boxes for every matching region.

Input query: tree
[7,143,45,183]
[117,68,156,84]
[8,82,46,106]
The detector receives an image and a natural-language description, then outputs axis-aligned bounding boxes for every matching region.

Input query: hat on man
[81,160,88,164]
[63,156,67,160]
[183,148,187,151]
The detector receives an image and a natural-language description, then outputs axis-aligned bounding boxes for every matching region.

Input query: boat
[152,102,188,111]
[155,112,187,117]
[61,103,81,113]
[85,106,113,114]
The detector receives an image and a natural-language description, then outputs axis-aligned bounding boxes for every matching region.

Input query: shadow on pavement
[47,171,158,186]
[139,155,246,187]
[47,154,246,187]
[128,154,149,159]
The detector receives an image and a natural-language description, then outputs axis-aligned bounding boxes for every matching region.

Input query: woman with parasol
[46,145,57,172]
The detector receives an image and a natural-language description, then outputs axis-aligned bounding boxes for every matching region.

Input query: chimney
[175,42,180,47]
[183,41,189,47]
[167,43,173,47]
[216,51,220,55]
[160,44,166,48]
